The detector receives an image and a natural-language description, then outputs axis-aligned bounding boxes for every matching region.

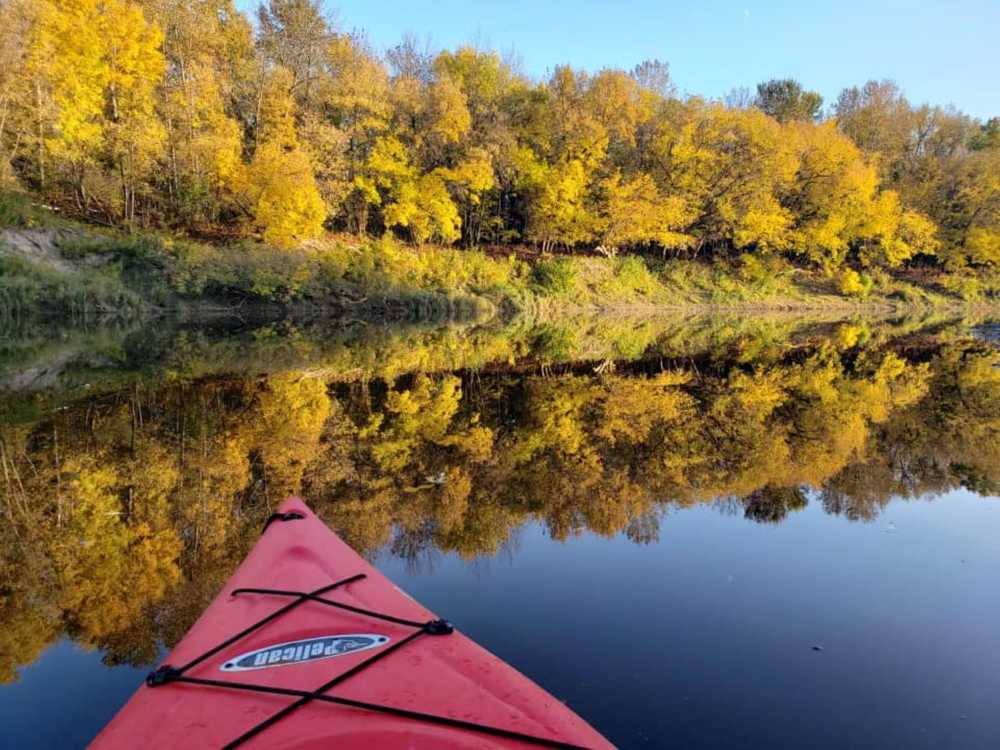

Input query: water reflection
[1,314,999,693]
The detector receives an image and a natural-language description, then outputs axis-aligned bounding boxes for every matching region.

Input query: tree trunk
[34,80,45,188]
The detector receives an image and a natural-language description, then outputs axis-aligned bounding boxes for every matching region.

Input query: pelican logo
[219,634,389,672]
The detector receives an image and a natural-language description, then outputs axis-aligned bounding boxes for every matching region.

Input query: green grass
[529,256,578,296]
[656,255,805,304]
[0,253,144,319]
[2,193,999,319]
[0,191,60,229]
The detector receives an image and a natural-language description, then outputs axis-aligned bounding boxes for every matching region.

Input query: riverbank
[3,206,999,323]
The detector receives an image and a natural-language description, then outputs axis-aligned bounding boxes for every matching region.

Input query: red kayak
[91,497,612,749]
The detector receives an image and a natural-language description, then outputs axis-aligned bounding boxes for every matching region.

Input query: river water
[1,313,998,748]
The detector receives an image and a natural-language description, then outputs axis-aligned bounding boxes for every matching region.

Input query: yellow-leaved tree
[25,0,108,185]
[20,0,167,221]
[436,148,494,244]
[323,33,391,232]
[857,190,939,267]
[141,0,251,222]
[656,104,798,253]
[783,121,881,270]
[358,135,462,244]
[527,159,599,251]
[0,0,38,187]
[935,148,1000,267]
[243,67,326,246]
[598,172,691,251]
[100,0,167,223]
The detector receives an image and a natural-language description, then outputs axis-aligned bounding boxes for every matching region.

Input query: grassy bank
[2,195,1000,321]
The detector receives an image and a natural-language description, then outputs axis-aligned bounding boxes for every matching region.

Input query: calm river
[1,313,998,748]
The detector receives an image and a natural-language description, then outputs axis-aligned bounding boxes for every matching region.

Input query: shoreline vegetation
[2,202,1000,323]
[0,1,997,321]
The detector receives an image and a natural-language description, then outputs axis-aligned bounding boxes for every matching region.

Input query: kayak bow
[91,497,613,749]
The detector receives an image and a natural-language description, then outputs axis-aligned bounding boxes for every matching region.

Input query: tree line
[0,0,997,270]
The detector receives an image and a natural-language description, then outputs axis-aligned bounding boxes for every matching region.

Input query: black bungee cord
[144,513,591,750]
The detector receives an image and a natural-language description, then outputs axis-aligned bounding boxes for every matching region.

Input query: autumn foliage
[0,1,995,266]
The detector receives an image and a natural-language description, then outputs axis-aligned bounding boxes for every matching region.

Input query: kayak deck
[91,497,612,749]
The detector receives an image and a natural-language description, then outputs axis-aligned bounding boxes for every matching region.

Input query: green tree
[755,78,823,123]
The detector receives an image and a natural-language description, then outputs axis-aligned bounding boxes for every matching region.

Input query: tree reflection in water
[2,323,999,684]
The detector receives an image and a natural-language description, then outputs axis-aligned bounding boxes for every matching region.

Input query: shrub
[660,259,716,298]
[940,272,982,301]
[530,256,578,296]
[0,192,52,228]
[736,253,795,297]
[837,268,873,298]
[614,255,658,294]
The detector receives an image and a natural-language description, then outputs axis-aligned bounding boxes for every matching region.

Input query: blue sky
[236,1,999,119]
